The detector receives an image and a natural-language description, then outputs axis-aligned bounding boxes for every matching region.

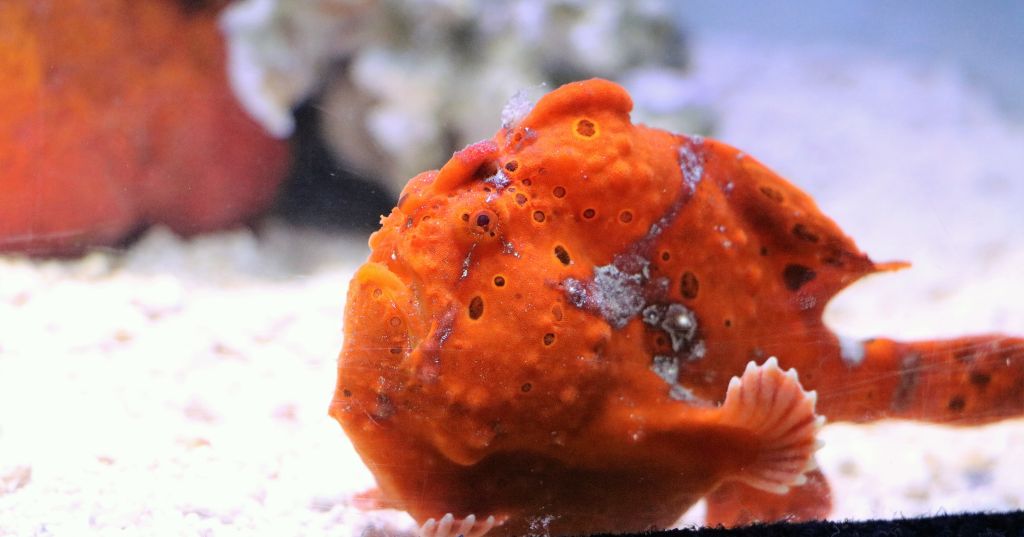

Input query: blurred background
[2,0,1022,253]
[1,1,1022,535]
[682,1,1024,118]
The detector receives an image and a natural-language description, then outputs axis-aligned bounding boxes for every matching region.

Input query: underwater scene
[1,1,1022,535]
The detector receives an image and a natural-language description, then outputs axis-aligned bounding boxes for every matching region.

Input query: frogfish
[330,79,1023,536]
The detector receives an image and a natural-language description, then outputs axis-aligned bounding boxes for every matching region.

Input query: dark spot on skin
[372,288,383,298]
[515,193,528,206]
[552,305,563,321]
[473,161,498,180]
[619,211,633,223]
[760,246,769,256]
[576,119,596,137]
[554,245,571,265]
[954,347,976,363]
[374,394,395,420]
[389,347,402,355]
[343,389,352,397]
[969,371,991,389]
[543,333,555,346]
[504,160,519,173]
[680,271,699,300]
[759,186,784,203]
[783,264,817,291]
[792,223,820,243]
[448,402,468,417]
[892,353,920,412]
[582,208,596,219]
[522,179,532,186]
[461,213,470,222]
[493,275,506,287]
[553,186,566,198]
[533,211,546,223]
[389,317,401,327]
[521,383,532,393]
[948,395,966,412]
[821,243,846,267]
[821,255,843,267]
[468,296,484,320]
[724,319,732,328]
[661,251,671,261]
[475,213,491,229]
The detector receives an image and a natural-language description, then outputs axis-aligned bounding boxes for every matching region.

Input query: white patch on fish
[839,334,866,367]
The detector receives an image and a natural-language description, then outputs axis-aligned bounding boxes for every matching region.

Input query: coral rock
[220,0,709,195]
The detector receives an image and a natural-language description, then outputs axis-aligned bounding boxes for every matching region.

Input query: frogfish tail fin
[820,335,1024,425]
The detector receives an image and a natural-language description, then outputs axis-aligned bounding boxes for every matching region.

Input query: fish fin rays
[420,513,500,537]
[717,357,824,494]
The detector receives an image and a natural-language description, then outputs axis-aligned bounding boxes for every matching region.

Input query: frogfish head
[334,79,696,460]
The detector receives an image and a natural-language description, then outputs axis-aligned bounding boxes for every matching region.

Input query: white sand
[1,37,1022,535]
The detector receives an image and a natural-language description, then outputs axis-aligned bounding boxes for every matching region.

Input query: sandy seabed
[2,37,1022,535]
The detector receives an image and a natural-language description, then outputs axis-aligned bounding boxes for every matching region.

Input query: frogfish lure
[330,79,1023,536]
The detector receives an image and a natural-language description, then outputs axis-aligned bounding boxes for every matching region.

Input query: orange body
[331,79,1023,534]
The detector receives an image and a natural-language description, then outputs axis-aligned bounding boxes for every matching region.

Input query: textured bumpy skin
[331,79,1024,535]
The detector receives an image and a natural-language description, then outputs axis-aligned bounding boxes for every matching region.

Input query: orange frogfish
[0,0,286,256]
[330,79,1023,536]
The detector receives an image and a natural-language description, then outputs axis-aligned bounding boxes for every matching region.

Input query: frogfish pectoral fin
[715,358,825,494]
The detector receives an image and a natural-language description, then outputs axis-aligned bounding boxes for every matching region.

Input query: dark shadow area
[273,100,395,232]
[597,510,1024,536]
